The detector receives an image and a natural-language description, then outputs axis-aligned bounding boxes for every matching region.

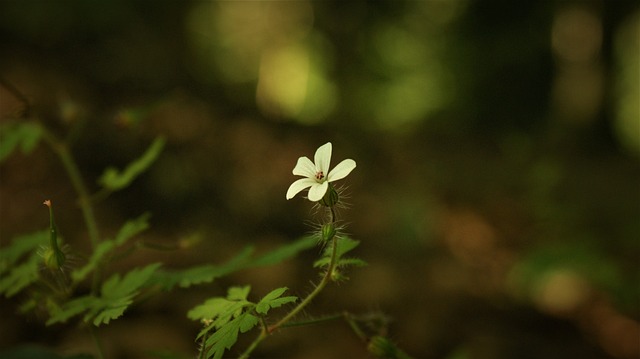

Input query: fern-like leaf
[314,237,366,269]
[0,122,42,162]
[72,213,151,283]
[255,287,297,315]
[48,263,161,326]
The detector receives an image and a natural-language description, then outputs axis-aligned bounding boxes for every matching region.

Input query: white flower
[286,142,356,202]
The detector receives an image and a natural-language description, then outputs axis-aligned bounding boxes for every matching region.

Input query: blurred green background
[1,1,638,358]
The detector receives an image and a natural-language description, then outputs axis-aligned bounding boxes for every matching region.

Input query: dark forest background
[1,1,638,358]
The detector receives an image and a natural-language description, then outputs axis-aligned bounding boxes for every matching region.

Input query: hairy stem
[41,129,100,249]
[239,204,340,359]
[268,209,338,332]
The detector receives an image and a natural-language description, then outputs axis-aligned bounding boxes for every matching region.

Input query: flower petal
[327,159,356,182]
[286,178,316,199]
[314,142,332,175]
[292,156,316,177]
[307,181,329,202]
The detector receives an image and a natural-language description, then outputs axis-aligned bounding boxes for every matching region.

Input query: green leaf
[101,263,161,300]
[152,246,255,290]
[0,253,41,297]
[47,296,97,325]
[113,213,151,245]
[0,122,42,162]
[71,241,115,283]
[91,295,133,326]
[187,286,252,322]
[188,298,233,322]
[189,286,267,359]
[0,230,48,275]
[255,287,297,315]
[314,237,365,269]
[72,213,151,283]
[153,237,316,291]
[204,312,258,359]
[50,263,161,326]
[227,285,251,301]
[238,313,259,333]
[247,236,317,268]
[98,137,165,191]
[90,263,161,326]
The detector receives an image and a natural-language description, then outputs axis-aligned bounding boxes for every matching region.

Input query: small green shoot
[98,137,165,192]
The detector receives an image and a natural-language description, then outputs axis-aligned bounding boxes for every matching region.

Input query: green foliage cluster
[188,286,297,359]
[48,263,162,326]
[0,231,49,297]
[0,120,388,359]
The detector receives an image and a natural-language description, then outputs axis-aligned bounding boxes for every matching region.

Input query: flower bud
[42,246,65,271]
[42,199,66,270]
[320,184,339,207]
[321,223,336,242]
[330,269,346,282]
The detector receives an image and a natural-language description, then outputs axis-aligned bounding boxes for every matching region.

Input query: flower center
[315,171,325,181]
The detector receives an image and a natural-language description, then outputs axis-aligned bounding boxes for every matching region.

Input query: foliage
[48,263,162,326]
[72,213,151,283]
[0,103,380,358]
[0,121,42,162]
[0,231,49,298]
[152,236,317,290]
[188,286,297,359]
[0,230,48,275]
[314,237,367,270]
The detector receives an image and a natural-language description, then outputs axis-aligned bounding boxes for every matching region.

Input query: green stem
[238,329,267,359]
[343,312,367,341]
[280,313,345,328]
[91,327,105,359]
[41,129,100,249]
[239,204,340,358]
[41,127,103,295]
[268,214,338,332]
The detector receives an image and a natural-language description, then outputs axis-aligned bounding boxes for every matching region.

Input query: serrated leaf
[54,263,163,327]
[153,237,316,291]
[238,313,258,333]
[113,213,151,245]
[247,236,317,268]
[92,296,132,325]
[0,230,48,275]
[205,319,239,359]
[152,246,254,290]
[98,137,165,191]
[188,298,232,321]
[46,296,97,325]
[102,263,161,299]
[71,240,115,283]
[333,237,361,258]
[187,286,252,322]
[0,253,41,297]
[314,237,364,269]
[72,213,151,283]
[227,285,251,301]
[255,287,297,314]
[0,122,43,162]
[204,312,256,359]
